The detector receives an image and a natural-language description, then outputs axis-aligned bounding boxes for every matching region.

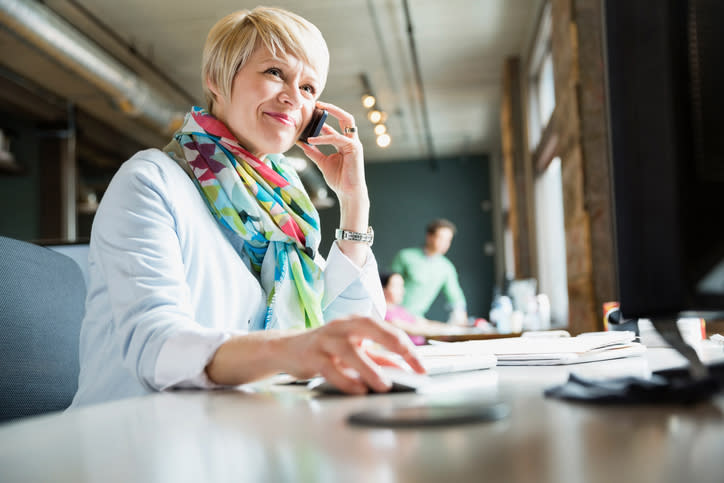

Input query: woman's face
[384,274,406,305]
[210,44,325,158]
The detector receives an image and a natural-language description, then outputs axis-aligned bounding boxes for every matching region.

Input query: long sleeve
[442,261,467,310]
[90,158,231,391]
[322,241,385,322]
[390,251,405,276]
[73,151,267,406]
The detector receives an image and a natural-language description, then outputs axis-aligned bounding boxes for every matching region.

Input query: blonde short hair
[202,7,329,112]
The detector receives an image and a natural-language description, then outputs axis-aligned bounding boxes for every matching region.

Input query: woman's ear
[206,76,224,104]
[205,76,225,114]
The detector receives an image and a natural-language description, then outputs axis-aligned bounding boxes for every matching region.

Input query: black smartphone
[347,402,510,428]
[299,108,328,144]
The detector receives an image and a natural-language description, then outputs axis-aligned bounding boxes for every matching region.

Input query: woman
[71,6,423,406]
[380,272,426,345]
[380,272,470,344]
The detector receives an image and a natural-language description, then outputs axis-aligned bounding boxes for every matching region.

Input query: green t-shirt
[390,247,466,317]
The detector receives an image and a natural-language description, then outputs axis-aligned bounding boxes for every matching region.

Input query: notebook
[496,341,646,365]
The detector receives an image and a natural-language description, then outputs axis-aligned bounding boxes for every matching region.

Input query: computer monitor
[603,0,724,372]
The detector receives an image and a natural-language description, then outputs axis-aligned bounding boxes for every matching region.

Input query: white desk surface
[1,348,723,483]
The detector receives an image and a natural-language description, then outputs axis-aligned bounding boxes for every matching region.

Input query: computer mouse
[307,367,430,395]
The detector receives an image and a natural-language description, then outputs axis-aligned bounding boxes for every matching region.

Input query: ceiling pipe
[66,0,198,107]
[401,0,437,169]
[0,0,185,133]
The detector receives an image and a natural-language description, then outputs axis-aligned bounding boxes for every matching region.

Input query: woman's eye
[301,85,316,95]
[265,67,282,77]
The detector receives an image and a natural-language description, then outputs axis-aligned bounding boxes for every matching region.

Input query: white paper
[415,331,644,366]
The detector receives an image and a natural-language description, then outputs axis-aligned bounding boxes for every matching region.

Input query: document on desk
[417,331,646,366]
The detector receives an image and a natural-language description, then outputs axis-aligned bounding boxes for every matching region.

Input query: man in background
[390,219,467,323]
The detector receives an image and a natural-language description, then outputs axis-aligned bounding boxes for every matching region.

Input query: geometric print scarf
[165,106,324,330]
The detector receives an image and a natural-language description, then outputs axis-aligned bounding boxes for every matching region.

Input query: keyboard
[381,345,497,376]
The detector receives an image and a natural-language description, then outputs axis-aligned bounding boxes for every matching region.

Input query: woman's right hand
[278,316,426,394]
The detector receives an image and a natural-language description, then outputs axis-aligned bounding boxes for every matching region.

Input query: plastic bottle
[490,294,513,333]
[536,294,551,330]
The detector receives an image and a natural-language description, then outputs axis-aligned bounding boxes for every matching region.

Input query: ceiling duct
[0,0,185,133]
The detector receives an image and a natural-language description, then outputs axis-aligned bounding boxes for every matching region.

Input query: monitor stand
[650,316,708,380]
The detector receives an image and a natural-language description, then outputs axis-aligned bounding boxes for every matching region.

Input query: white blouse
[71,149,384,407]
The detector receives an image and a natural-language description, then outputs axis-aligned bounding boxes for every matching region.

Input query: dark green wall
[319,155,494,320]
[0,115,40,241]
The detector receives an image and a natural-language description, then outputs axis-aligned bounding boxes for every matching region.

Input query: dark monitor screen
[604,0,724,320]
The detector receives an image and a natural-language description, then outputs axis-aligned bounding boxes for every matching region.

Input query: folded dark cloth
[544,360,724,404]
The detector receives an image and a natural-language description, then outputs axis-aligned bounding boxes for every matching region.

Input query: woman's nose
[279,82,302,107]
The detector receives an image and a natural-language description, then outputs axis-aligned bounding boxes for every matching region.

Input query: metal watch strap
[334,226,374,246]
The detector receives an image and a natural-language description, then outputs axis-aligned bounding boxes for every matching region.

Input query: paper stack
[418,331,645,366]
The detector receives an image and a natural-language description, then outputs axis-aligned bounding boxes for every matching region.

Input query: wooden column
[538,0,615,332]
[501,57,536,280]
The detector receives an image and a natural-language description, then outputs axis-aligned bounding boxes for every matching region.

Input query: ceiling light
[373,124,387,135]
[367,110,382,124]
[361,94,376,109]
[376,133,391,148]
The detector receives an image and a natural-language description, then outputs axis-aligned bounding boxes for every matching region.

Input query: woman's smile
[264,111,298,128]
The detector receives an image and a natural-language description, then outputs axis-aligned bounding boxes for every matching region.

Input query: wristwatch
[334,226,374,246]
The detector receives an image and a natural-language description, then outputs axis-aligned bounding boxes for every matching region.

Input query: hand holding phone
[299,108,328,144]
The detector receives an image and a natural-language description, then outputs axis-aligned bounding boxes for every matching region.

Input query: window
[527,2,555,150]
[534,157,568,326]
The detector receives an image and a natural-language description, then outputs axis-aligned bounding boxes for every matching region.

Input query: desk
[1,348,723,483]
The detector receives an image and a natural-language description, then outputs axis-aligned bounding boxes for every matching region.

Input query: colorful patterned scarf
[165,106,324,330]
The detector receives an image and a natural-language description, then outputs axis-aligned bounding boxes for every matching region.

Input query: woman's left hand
[296,101,366,200]
[297,101,369,266]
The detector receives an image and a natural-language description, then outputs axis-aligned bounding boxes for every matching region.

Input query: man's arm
[442,261,467,316]
[390,250,405,275]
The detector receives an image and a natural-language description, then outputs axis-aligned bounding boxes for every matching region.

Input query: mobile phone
[347,402,510,428]
[299,108,328,144]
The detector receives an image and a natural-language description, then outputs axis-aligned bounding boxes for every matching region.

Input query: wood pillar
[501,57,536,280]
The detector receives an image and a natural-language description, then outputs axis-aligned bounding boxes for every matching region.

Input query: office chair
[0,236,86,423]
